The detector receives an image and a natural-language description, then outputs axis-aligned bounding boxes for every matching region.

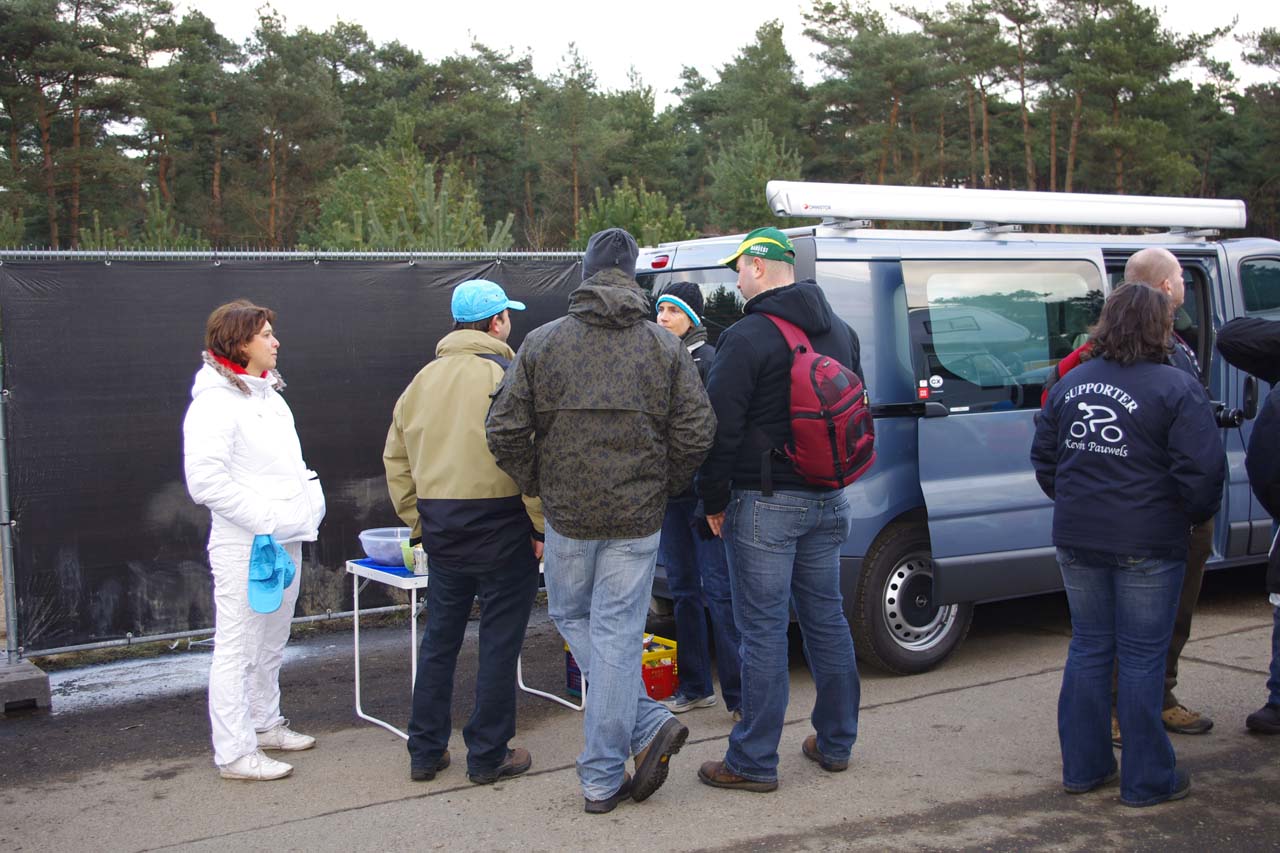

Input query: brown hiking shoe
[632,717,688,802]
[801,734,848,772]
[1162,704,1213,735]
[696,760,778,793]
[468,747,532,784]
[1111,714,1122,749]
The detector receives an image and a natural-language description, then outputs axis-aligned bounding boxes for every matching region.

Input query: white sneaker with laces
[258,720,316,751]
[219,749,293,781]
[661,693,717,714]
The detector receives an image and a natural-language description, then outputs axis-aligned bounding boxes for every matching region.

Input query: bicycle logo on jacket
[1065,402,1129,457]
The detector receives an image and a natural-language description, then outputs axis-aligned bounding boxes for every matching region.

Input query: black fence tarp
[0,259,582,651]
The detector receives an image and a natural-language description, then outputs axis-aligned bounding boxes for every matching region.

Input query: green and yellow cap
[717,226,796,269]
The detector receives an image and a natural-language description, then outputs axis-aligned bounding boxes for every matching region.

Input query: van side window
[1241,258,1280,317]
[904,260,1104,413]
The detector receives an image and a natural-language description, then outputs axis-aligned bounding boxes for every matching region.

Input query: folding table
[346,557,583,741]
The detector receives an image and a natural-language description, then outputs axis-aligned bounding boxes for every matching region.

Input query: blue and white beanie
[655,281,704,326]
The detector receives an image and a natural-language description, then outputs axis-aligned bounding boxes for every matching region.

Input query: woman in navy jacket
[1032,283,1225,807]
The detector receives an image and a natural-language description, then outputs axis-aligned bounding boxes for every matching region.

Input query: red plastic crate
[564,635,678,700]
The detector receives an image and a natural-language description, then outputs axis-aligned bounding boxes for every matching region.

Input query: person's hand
[532,538,544,560]
[706,512,726,538]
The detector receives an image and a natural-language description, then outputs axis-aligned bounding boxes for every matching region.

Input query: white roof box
[766,181,1247,230]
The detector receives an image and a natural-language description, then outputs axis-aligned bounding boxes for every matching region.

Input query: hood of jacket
[568,267,651,329]
[435,329,516,360]
[743,280,834,338]
[192,351,285,399]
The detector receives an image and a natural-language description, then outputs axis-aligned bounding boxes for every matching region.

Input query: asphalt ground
[1,565,1278,852]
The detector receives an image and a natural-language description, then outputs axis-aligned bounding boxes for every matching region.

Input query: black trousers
[406,545,539,774]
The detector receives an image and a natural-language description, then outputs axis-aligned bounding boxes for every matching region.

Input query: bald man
[1114,249,1218,740]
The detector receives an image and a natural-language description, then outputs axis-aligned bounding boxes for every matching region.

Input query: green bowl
[400,541,413,570]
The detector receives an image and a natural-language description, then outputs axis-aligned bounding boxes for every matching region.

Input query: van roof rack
[766,181,1247,232]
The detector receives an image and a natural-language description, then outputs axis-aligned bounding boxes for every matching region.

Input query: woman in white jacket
[183,300,326,781]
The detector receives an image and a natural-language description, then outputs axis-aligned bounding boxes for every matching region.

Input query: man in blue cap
[384,278,544,786]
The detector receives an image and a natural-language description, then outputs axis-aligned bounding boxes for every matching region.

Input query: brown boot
[696,760,778,793]
[801,734,849,772]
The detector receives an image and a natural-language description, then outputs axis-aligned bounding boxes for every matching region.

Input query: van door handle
[923,401,950,418]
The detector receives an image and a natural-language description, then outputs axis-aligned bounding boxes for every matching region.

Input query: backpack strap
[474,352,512,370]
[761,313,812,355]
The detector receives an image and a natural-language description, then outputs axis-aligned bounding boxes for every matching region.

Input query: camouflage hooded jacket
[486,267,716,539]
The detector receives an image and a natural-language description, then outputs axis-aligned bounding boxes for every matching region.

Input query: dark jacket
[696,280,862,515]
[1031,357,1225,558]
[673,325,715,504]
[1248,389,1280,596]
[485,267,717,540]
[1218,317,1280,385]
[1217,316,1280,594]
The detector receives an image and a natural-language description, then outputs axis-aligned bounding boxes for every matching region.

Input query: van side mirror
[1243,375,1258,421]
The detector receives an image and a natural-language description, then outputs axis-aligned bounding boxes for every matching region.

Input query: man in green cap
[695,225,865,793]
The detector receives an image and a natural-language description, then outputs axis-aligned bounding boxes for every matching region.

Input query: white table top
[345,559,429,590]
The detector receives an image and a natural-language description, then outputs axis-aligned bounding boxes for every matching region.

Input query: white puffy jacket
[183,354,326,549]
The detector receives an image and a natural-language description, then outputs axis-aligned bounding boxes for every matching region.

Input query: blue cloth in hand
[248,534,296,613]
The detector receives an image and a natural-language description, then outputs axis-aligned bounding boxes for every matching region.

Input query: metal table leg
[352,572,410,739]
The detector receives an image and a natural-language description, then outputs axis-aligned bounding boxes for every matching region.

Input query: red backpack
[763,313,876,489]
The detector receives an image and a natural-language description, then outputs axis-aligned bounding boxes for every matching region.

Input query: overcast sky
[180,0,1274,107]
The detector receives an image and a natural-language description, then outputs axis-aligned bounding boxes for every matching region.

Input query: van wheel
[851,521,973,675]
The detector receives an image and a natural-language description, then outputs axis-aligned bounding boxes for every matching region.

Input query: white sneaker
[661,693,717,714]
[219,749,293,781]
[257,720,316,751]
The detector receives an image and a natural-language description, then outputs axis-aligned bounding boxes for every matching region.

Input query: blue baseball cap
[451,279,526,323]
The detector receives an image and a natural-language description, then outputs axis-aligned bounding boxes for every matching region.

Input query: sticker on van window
[929,374,944,389]
[917,387,930,400]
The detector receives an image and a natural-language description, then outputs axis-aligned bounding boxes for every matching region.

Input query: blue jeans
[544,522,672,801]
[1057,547,1185,806]
[1268,606,1280,708]
[660,498,742,710]
[406,547,539,775]
[721,489,860,783]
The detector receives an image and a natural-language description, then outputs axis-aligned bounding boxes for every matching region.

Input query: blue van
[638,181,1280,674]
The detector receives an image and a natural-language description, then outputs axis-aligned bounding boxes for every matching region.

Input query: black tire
[851,521,973,675]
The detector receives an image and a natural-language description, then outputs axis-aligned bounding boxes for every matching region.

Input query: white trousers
[207,541,302,766]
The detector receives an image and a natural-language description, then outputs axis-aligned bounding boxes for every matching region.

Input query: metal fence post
[0,341,18,665]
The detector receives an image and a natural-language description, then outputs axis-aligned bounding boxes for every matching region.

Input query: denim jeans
[1057,547,1185,806]
[660,498,742,710]
[721,489,860,783]
[1268,606,1280,708]
[544,522,672,801]
[406,546,539,776]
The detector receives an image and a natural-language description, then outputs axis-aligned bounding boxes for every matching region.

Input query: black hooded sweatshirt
[696,280,862,515]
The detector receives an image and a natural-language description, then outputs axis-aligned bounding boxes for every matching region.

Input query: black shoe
[1123,768,1191,807]
[585,774,632,814]
[468,747,532,785]
[632,717,689,802]
[1246,703,1280,734]
[410,749,451,782]
[1064,765,1119,794]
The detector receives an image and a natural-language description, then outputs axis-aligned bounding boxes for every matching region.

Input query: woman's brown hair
[1087,282,1172,366]
[205,300,276,367]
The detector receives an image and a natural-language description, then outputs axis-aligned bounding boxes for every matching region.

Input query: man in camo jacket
[486,227,716,814]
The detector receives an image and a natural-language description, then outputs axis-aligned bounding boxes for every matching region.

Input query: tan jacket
[384,330,543,567]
